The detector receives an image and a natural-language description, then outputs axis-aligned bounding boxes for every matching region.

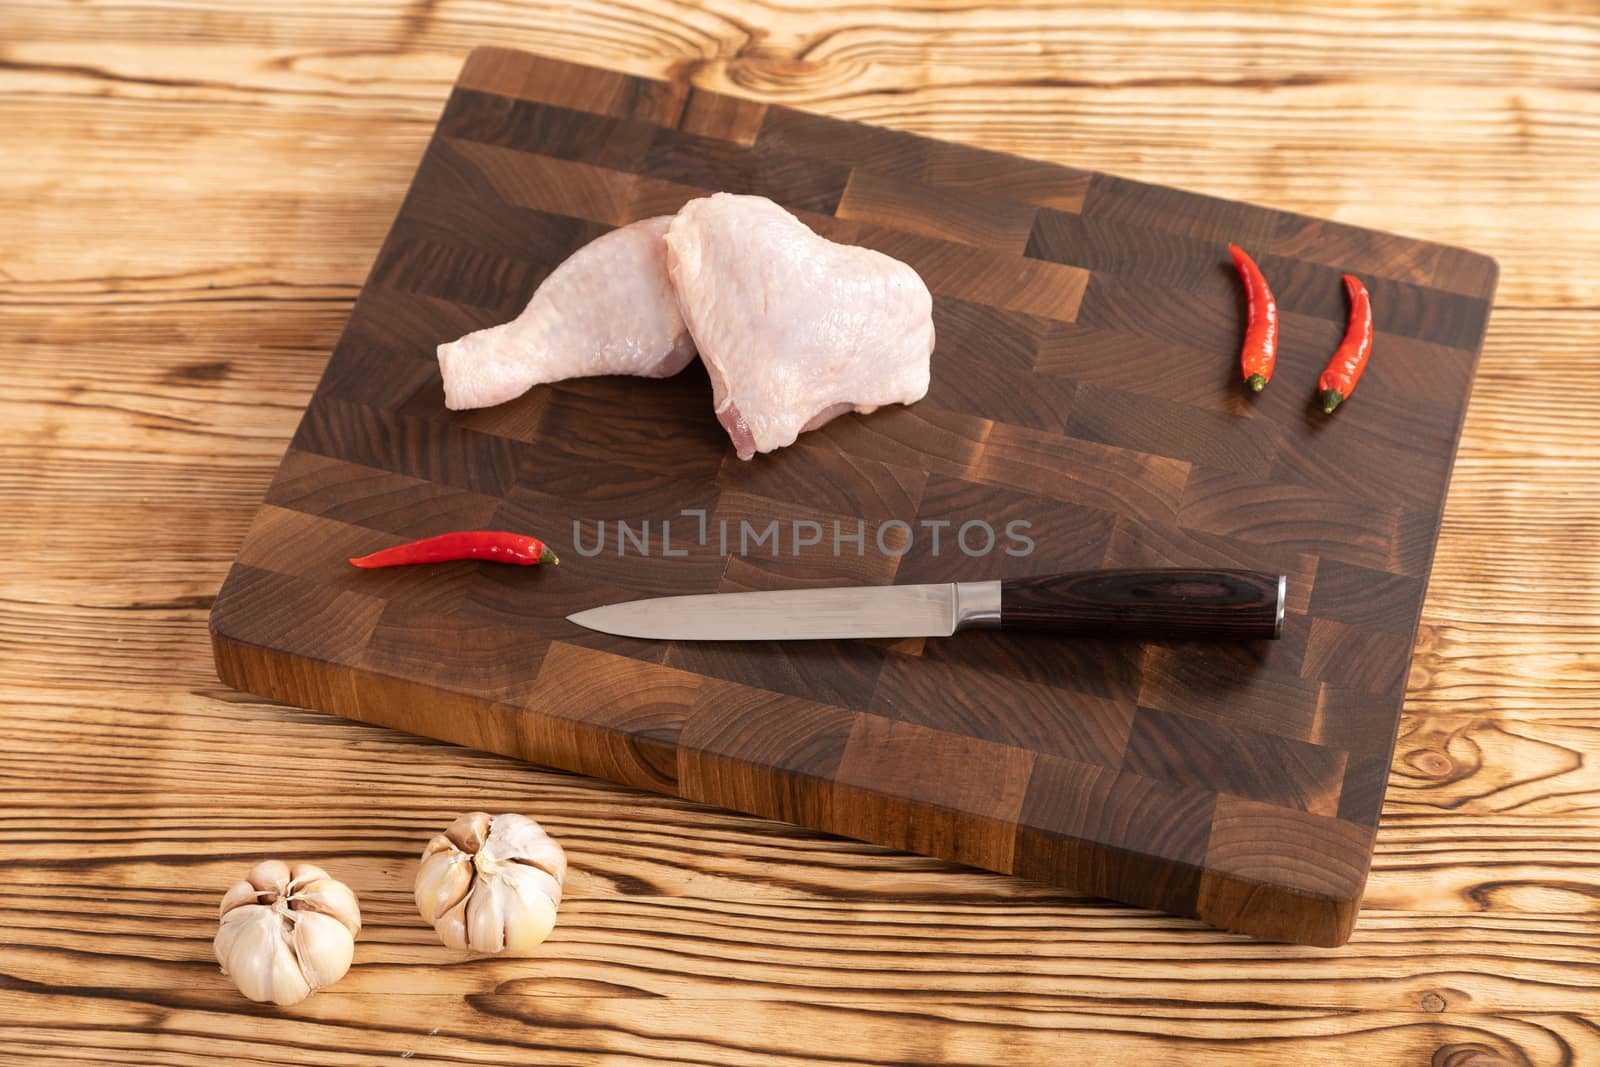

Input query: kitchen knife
[567,568,1285,642]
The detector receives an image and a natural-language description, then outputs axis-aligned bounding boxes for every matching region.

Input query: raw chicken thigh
[437,216,695,410]
[665,194,935,459]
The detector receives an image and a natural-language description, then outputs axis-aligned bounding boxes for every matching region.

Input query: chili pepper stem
[1320,389,1344,414]
[1246,374,1267,393]
[543,551,560,565]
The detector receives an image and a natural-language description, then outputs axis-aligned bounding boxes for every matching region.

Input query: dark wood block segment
[714,440,926,529]
[293,394,521,498]
[441,140,643,229]
[975,421,1191,525]
[836,169,1039,253]
[441,92,660,175]
[924,363,1078,434]
[455,46,689,126]
[677,687,858,827]
[1015,755,1216,918]
[663,632,889,713]
[315,340,445,413]
[263,450,503,539]
[1308,559,1428,634]
[894,477,1115,583]
[811,403,991,477]
[922,627,1147,707]
[337,288,505,365]
[844,225,1089,321]
[529,379,728,480]
[372,237,541,311]
[870,653,1137,769]
[1075,272,1244,356]
[1027,207,1234,293]
[464,572,672,668]
[214,562,385,668]
[363,602,547,706]
[640,125,853,214]
[210,46,1496,946]
[756,105,1093,212]
[511,643,695,792]
[831,715,1035,873]
[932,296,1057,375]
[1034,323,1247,416]
[1178,466,1414,576]
[1066,382,1279,476]
[1123,705,1347,817]
[1137,642,1324,742]
[1082,173,1287,246]
[1334,752,1398,828]
[1301,618,1416,696]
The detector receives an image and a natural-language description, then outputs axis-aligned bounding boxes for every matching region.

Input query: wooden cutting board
[211,46,1496,947]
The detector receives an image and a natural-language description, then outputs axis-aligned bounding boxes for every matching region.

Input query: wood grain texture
[3,1,1598,1064]
[207,44,1491,949]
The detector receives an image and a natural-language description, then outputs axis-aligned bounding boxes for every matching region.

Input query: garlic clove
[219,878,265,918]
[433,894,471,950]
[526,840,568,889]
[217,906,312,1006]
[496,867,561,954]
[263,949,315,1006]
[465,881,507,955]
[293,911,356,991]
[500,862,562,902]
[420,831,457,863]
[481,814,560,868]
[292,868,362,937]
[247,859,292,898]
[213,906,258,974]
[288,861,332,883]
[445,812,492,854]
[517,854,565,910]
[415,851,473,925]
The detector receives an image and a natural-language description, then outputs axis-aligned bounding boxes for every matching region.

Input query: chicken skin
[664,194,934,459]
[437,215,695,410]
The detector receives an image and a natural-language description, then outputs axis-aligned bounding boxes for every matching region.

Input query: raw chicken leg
[665,193,935,459]
[437,216,695,410]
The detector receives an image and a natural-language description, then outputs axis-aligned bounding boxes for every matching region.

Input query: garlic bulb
[415,812,566,954]
[214,860,361,1005]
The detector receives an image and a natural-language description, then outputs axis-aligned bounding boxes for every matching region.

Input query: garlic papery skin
[214,860,361,1005]
[415,812,566,954]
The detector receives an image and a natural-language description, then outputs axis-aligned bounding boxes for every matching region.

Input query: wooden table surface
[3,2,1597,1064]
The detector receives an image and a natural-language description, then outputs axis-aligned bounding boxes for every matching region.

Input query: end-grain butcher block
[211,46,1499,947]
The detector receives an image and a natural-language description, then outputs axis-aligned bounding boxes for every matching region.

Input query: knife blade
[567,568,1285,642]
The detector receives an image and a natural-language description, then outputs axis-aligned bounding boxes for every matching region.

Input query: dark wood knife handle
[999,569,1284,641]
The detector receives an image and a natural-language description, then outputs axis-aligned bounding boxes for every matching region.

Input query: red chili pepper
[1228,243,1279,392]
[1318,274,1374,414]
[348,531,558,568]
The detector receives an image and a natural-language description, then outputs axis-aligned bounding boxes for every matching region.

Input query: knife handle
[987,569,1285,641]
